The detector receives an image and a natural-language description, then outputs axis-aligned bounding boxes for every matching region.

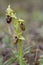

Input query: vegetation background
[0,0,43,65]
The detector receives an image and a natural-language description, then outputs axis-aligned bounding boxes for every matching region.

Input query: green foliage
[4,36,11,44]
[3,36,11,48]
[3,57,17,65]
[0,57,3,65]
[39,57,43,65]
[12,50,28,65]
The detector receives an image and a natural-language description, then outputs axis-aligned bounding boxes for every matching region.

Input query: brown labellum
[20,22,25,31]
[14,36,18,44]
[6,15,12,24]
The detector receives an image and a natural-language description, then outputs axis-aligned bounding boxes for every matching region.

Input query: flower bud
[20,22,25,31]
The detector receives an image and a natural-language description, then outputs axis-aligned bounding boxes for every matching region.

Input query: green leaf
[19,36,25,40]
[18,18,24,23]
[12,50,19,59]
[11,13,17,19]
[18,32,22,37]
[3,57,17,65]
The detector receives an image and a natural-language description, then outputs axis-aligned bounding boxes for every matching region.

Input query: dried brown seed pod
[6,15,12,24]
[20,22,25,31]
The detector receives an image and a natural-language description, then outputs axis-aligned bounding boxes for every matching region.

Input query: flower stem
[19,40,23,65]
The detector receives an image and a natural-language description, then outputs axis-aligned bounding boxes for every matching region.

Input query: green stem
[19,40,23,65]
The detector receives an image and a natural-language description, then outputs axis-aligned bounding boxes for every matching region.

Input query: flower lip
[6,15,12,24]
